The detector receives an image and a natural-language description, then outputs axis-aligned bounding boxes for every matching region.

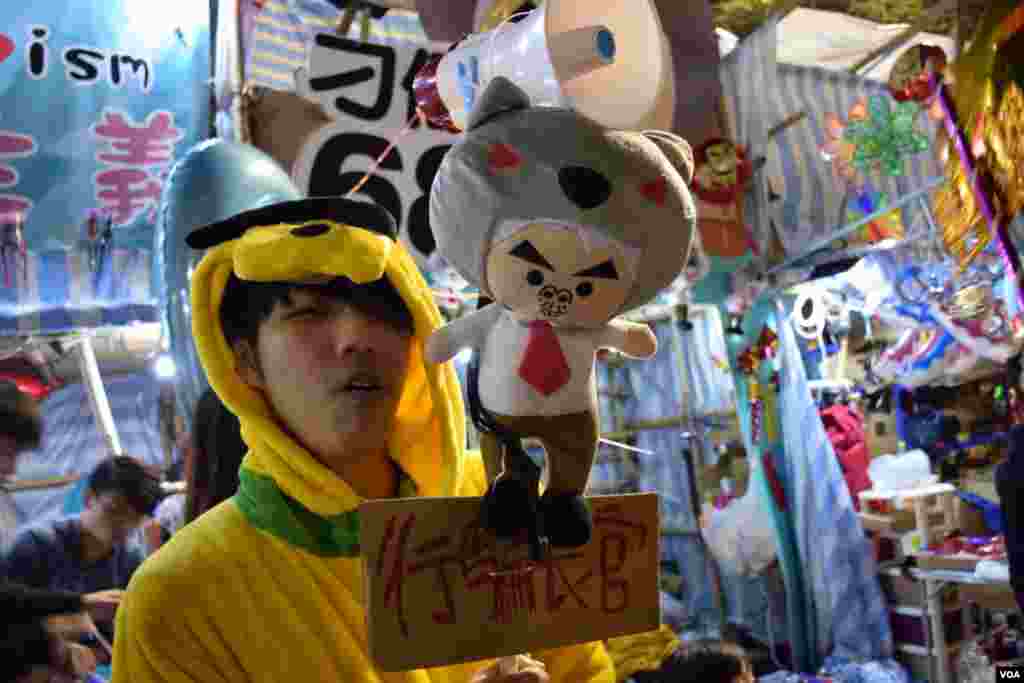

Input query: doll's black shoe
[480,477,535,539]
[538,492,592,547]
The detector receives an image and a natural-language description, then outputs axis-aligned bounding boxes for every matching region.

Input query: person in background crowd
[1,581,123,683]
[184,387,247,524]
[632,640,754,683]
[2,455,162,646]
[144,490,185,553]
[0,379,43,546]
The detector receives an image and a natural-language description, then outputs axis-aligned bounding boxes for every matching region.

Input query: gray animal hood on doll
[429,77,697,315]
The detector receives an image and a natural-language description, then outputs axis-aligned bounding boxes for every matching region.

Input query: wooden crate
[861,483,960,551]
[959,583,1018,611]
[915,551,985,572]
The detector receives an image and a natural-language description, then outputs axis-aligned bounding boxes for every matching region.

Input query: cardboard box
[867,531,900,564]
[961,464,1001,504]
[866,411,901,458]
[959,499,993,537]
[959,583,1018,611]
[860,510,916,534]
[915,551,983,572]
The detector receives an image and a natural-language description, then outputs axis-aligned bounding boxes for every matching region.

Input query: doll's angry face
[486,222,637,326]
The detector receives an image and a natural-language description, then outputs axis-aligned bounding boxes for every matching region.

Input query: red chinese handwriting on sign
[92,110,183,225]
[0,131,37,222]
[363,493,660,672]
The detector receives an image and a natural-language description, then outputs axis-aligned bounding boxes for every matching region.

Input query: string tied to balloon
[342,108,429,200]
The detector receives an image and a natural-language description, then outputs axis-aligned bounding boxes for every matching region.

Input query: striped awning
[719,17,946,268]
[245,0,431,92]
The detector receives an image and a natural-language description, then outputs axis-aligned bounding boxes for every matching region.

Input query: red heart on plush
[0,35,13,65]
[487,143,522,173]
[640,177,667,206]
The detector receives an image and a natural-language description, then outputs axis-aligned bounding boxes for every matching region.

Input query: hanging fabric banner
[0,2,210,333]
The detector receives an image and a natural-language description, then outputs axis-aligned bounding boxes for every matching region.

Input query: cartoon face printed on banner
[792,288,827,340]
[691,137,752,205]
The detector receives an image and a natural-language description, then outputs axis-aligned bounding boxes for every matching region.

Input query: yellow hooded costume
[111,197,614,682]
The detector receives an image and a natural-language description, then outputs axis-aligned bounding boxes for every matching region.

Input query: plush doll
[425,77,697,551]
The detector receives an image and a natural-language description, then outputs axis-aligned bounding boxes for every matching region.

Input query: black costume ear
[465,77,531,131]
[185,196,397,249]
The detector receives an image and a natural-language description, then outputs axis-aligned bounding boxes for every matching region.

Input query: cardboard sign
[359,493,661,671]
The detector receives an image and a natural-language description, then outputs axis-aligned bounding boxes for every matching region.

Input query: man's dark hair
[87,456,163,517]
[218,273,415,347]
[0,584,85,681]
[0,380,42,450]
[633,639,750,683]
[1,619,54,680]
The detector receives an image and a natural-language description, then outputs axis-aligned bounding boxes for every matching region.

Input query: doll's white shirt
[477,309,627,417]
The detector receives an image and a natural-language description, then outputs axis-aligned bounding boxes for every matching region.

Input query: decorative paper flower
[844,188,905,246]
[842,94,931,177]
[820,100,869,190]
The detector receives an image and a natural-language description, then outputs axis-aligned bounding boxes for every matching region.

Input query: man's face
[237,287,413,467]
[0,434,19,480]
[88,493,146,545]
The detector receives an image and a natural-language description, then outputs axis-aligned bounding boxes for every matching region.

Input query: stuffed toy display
[425,77,697,553]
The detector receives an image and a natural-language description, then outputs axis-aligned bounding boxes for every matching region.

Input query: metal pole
[78,335,123,457]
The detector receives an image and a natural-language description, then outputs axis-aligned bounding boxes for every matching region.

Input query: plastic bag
[867,449,931,491]
[701,489,777,576]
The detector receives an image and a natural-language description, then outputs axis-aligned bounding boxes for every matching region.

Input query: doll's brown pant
[478,410,598,496]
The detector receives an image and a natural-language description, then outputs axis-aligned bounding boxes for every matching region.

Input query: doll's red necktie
[518,320,571,395]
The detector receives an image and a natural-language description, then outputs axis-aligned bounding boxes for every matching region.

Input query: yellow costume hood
[186,197,466,518]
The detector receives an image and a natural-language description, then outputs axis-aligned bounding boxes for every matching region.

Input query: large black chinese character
[407,145,450,260]
[310,34,396,121]
[307,132,404,230]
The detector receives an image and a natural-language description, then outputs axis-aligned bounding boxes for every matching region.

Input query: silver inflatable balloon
[155,139,301,431]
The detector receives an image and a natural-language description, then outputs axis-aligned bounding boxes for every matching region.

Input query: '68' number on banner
[293,35,459,270]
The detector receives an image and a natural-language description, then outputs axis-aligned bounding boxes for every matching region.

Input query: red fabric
[518,320,571,396]
[820,405,873,510]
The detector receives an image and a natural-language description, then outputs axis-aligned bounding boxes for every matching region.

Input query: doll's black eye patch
[291,223,331,238]
[573,259,618,279]
[509,240,554,271]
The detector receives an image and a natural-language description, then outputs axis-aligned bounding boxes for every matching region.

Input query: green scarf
[234,467,418,557]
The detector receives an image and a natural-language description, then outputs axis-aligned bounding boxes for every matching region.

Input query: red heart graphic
[640,177,667,206]
[0,35,13,65]
[487,143,522,173]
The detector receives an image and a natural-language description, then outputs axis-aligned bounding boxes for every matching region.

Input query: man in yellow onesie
[110,196,615,682]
